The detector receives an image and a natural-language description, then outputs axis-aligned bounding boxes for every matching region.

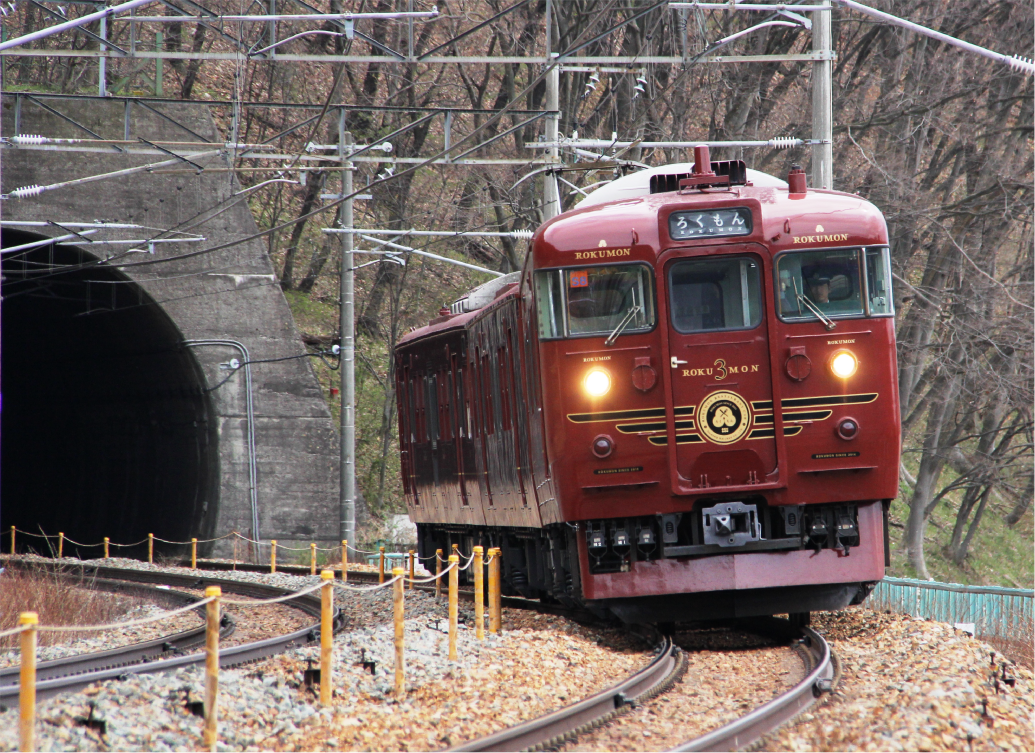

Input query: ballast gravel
[759,610,1034,752]
[565,629,804,751]
[1,556,1032,752]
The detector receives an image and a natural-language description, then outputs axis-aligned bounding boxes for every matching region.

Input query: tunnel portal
[1,230,220,557]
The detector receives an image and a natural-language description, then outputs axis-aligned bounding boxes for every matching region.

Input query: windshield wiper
[605,304,642,346]
[797,293,836,330]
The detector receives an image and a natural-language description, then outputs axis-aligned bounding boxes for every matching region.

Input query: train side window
[864,247,894,316]
[534,263,655,339]
[497,346,511,432]
[481,354,495,435]
[668,256,761,333]
[407,371,418,442]
[427,374,440,442]
[441,369,453,442]
[776,248,864,320]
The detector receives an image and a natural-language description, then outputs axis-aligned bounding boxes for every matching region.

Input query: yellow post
[203,586,221,752]
[378,546,386,584]
[58,532,64,559]
[408,549,415,589]
[19,612,37,753]
[452,542,459,558]
[435,549,443,600]
[103,537,110,559]
[489,548,501,634]
[148,533,153,564]
[310,543,317,575]
[473,546,484,640]
[341,540,348,582]
[9,526,14,555]
[320,570,334,705]
[191,538,198,570]
[392,567,405,696]
[448,555,459,660]
[270,540,277,573]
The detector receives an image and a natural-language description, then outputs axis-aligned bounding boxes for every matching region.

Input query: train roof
[534,163,888,265]
[574,163,788,208]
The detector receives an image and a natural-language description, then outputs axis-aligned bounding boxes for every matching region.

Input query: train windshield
[668,256,762,333]
[776,247,893,320]
[534,263,656,339]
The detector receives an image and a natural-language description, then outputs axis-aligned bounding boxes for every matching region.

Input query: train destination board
[669,207,752,239]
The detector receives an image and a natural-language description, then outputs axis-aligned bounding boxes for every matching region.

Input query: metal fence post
[203,586,221,752]
[393,567,405,696]
[320,570,334,705]
[435,549,443,600]
[448,554,459,660]
[19,612,37,753]
[473,546,484,640]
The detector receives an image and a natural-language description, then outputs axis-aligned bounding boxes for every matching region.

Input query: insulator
[768,137,800,149]
[1009,55,1035,75]
[11,134,47,146]
[10,184,45,199]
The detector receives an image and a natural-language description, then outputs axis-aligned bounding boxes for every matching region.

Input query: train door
[662,244,778,493]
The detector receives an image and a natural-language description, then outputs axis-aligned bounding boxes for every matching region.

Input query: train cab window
[865,247,894,316]
[668,256,762,332]
[776,249,865,321]
[534,263,655,339]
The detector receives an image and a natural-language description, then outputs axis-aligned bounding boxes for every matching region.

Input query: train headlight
[584,368,612,397]
[830,351,858,379]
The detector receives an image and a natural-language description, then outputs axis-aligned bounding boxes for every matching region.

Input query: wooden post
[147,533,153,564]
[448,555,459,660]
[341,540,348,582]
[408,549,415,589]
[203,586,221,751]
[270,540,277,573]
[393,567,405,696]
[320,570,334,705]
[473,546,484,640]
[9,526,15,555]
[58,532,64,559]
[104,537,110,559]
[379,546,386,583]
[435,549,443,599]
[191,538,197,569]
[19,612,37,753]
[310,543,317,575]
[489,548,502,634]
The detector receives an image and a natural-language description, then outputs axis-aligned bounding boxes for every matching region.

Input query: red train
[395,147,899,623]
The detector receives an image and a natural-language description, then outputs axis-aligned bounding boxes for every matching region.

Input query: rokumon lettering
[573,247,632,260]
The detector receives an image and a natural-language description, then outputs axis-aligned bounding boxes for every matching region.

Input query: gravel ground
[0,601,204,670]
[2,557,1031,752]
[0,579,648,752]
[758,609,1034,752]
[566,629,802,751]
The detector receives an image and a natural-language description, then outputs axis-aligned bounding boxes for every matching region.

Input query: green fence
[868,577,1034,643]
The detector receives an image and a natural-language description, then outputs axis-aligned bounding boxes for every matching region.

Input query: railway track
[3,558,836,751]
[0,558,340,704]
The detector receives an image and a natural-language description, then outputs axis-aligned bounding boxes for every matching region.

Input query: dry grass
[0,564,142,649]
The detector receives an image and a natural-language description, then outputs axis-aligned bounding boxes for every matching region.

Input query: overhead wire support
[830,0,1034,75]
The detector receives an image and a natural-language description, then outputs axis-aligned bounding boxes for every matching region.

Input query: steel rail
[3,557,832,751]
[672,622,836,752]
[0,576,231,686]
[0,560,341,703]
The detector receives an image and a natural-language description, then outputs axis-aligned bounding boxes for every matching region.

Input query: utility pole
[338,126,356,546]
[811,2,833,190]
[544,62,561,220]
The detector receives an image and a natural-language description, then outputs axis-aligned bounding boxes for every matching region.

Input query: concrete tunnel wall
[1,95,342,557]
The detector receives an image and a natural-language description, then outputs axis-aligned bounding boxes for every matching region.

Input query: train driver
[806,274,831,305]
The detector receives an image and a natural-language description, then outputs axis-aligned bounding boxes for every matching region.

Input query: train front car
[533,149,899,623]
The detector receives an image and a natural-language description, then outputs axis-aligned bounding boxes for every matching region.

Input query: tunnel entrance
[1,230,219,558]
